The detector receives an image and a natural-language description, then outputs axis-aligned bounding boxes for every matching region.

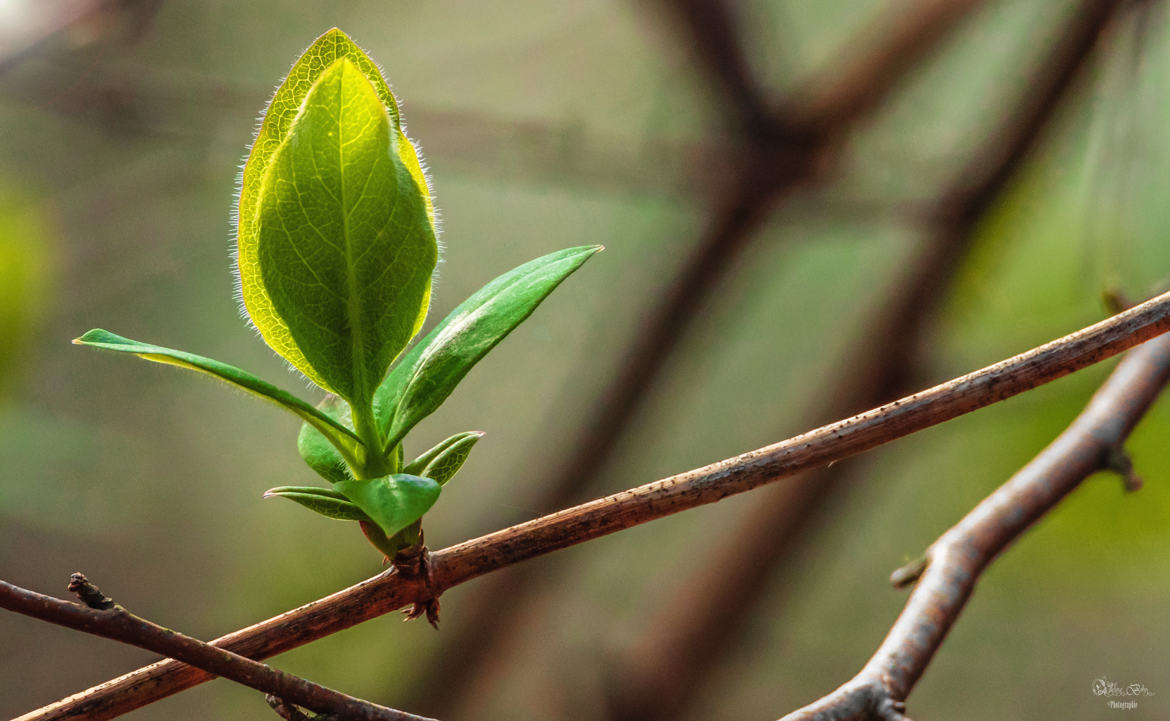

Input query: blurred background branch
[606,2,1125,718]
[405,0,989,712]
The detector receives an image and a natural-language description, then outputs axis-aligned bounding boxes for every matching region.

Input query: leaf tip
[73,329,108,345]
[314,27,350,45]
[262,489,278,499]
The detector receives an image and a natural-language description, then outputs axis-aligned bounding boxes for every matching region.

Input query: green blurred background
[1,1,1169,719]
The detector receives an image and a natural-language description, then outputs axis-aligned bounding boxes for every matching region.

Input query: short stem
[359,521,403,560]
[350,401,388,479]
[399,521,422,549]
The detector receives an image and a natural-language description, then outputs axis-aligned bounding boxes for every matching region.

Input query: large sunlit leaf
[263,485,370,521]
[249,57,436,405]
[73,329,362,466]
[375,245,601,449]
[335,474,440,538]
[237,28,437,395]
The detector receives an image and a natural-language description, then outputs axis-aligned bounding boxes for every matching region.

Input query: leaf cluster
[75,29,599,559]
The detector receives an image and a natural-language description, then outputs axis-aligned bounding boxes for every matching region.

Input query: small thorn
[874,696,910,721]
[1104,447,1143,493]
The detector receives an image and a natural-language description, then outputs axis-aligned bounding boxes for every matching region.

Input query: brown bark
[18,288,1170,721]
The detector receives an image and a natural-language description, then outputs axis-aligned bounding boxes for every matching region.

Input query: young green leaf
[334,475,440,539]
[404,430,483,485]
[403,430,478,474]
[73,329,363,467]
[252,57,436,406]
[263,486,370,521]
[237,28,437,391]
[375,245,602,449]
[297,395,352,484]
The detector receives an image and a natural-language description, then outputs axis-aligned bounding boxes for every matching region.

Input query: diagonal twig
[0,574,433,721]
[604,1,1126,717]
[17,288,1170,721]
[778,332,1170,721]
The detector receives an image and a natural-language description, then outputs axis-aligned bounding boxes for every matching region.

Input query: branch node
[874,696,911,721]
[67,573,114,610]
[889,555,929,589]
[265,694,335,721]
[1103,446,1143,492]
[393,543,440,629]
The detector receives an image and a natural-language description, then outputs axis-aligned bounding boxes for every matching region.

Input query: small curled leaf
[405,431,483,486]
[297,395,352,484]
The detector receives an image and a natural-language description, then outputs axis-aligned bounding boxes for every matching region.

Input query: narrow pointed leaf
[263,486,370,521]
[335,474,439,538]
[238,28,437,389]
[375,245,601,448]
[251,57,436,404]
[264,485,352,498]
[73,329,362,466]
[403,431,478,474]
[297,395,351,484]
[405,431,483,485]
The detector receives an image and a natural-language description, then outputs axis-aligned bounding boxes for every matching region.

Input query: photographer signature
[1092,678,1155,698]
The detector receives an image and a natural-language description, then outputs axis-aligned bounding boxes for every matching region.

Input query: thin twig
[0,575,433,721]
[778,333,1170,721]
[605,1,1124,716]
[18,290,1170,721]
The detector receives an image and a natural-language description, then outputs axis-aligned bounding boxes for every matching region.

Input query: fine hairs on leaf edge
[244,54,435,400]
[231,27,441,395]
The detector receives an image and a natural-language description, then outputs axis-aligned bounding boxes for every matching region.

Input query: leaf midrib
[337,67,370,406]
